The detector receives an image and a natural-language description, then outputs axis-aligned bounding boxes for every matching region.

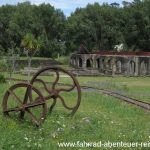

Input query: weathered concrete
[70,52,150,76]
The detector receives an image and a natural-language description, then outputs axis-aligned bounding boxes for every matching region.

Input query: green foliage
[0,2,66,57]
[56,56,69,65]
[0,45,5,55]
[0,1,150,56]
[66,1,150,52]
[21,33,36,51]
[0,61,4,72]
[0,74,6,83]
[0,58,7,71]
[21,33,43,57]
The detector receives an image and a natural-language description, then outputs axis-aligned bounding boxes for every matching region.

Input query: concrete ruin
[70,51,150,76]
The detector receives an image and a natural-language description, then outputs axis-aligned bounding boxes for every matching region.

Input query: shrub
[56,56,69,65]
[0,59,7,72]
[0,74,6,83]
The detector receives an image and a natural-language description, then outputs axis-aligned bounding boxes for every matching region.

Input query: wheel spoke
[4,106,22,113]
[57,95,74,110]
[34,79,52,94]
[52,71,59,90]
[28,89,33,102]
[49,98,57,113]
[8,90,23,105]
[25,109,40,126]
[35,95,53,101]
[25,101,45,109]
[57,83,76,93]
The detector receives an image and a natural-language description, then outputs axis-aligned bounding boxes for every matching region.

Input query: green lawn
[0,75,150,149]
[5,72,150,103]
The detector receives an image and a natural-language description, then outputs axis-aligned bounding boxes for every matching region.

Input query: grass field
[0,74,150,150]
[5,72,150,103]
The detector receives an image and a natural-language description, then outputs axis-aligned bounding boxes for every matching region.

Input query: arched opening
[129,61,135,75]
[108,59,112,70]
[79,57,82,68]
[96,58,100,68]
[86,58,93,68]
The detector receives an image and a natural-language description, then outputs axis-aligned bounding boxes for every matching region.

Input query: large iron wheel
[30,66,81,116]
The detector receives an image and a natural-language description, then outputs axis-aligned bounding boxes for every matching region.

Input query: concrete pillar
[135,57,139,76]
[92,55,96,69]
[125,59,129,76]
[100,59,103,72]
[82,56,86,69]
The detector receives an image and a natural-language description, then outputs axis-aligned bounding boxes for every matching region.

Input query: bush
[56,56,69,65]
[0,74,6,83]
[0,58,7,72]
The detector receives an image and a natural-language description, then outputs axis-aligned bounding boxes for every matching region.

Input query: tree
[0,0,150,56]
[122,1,132,7]
[0,2,66,57]
[110,2,120,7]
[21,33,43,81]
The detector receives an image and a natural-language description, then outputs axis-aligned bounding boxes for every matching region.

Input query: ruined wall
[13,59,61,71]
[70,54,150,76]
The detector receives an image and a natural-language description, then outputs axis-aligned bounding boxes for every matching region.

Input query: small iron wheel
[2,83,47,126]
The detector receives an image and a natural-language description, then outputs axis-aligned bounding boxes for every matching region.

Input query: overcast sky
[0,0,133,16]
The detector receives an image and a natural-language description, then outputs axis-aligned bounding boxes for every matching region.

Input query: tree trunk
[27,57,32,82]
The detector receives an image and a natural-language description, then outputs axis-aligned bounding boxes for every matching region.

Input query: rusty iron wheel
[2,83,47,126]
[30,66,81,116]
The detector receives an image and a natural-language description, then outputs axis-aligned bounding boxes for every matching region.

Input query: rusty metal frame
[2,67,81,126]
